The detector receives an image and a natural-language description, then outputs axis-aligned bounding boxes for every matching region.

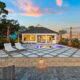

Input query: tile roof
[23,27,58,34]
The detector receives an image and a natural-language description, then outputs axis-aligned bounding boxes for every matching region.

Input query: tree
[28,26,35,29]
[0,19,20,37]
[19,26,27,32]
[71,38,80,48]
[0,1,8,15]
[0,1,21,47]
[69,27,72,46]
[59,30,67,40]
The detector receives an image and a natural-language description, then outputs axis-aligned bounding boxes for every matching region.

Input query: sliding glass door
[37,35,55,44]
[37,35,46,43]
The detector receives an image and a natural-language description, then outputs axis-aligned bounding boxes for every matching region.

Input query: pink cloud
[12,0,43,17]
[10,0,66,17]
[56,0,63,6]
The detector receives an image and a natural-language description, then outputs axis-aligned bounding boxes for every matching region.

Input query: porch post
[22,34,24,43]
[54,34,57,44]
[36,34,37,43]
[46,34,47,44]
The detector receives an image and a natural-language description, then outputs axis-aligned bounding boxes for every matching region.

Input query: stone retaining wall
[0,58,80,67]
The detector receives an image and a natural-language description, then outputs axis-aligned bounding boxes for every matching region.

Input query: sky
[1,0,80,31]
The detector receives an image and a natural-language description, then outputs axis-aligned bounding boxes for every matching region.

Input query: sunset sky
[1,0,80,31]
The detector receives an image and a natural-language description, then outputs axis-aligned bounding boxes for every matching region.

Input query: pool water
[52,45,65,48]
[34,45,64,48]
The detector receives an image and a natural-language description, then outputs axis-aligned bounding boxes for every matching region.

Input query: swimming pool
[34,44,64,48]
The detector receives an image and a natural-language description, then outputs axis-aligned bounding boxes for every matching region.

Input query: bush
[0,38,7,49]
[0,38,17,49]
[71,38,80,48]
[58,38,69,45]
[10,39,16,46]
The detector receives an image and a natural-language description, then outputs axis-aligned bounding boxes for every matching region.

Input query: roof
[23,27,58,34]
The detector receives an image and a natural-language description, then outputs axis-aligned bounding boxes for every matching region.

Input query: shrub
[0,38,7,49]
[0,38,17,49]
[10,39,16,46]
[71,38,80,48]
[58,38,69,45]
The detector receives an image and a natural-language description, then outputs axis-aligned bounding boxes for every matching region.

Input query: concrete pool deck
[0,44,80,58]
[0,44,80,67]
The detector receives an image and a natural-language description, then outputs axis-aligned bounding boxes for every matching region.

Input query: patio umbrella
[7,26,10,42]
[10,32,18,40]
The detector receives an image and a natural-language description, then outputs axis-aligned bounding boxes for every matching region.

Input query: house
[22,25,58,44]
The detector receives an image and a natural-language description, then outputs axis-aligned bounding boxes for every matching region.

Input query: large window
[37,35,54,43]
[24,34,35,41]
[47,35,54,43]
[37,35,46,43]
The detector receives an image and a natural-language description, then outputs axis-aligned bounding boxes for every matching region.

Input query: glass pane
[37,35,46,43]
[47,35,52,43]
[24,34,35,41]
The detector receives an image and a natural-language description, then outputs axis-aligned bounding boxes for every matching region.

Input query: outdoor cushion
[4,43,17,52]
[15,43,25,50]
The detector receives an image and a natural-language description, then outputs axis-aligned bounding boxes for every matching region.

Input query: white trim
[22,33,57,44]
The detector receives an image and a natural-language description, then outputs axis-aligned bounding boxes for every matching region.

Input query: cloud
[12,0,43,17]
[7,8,15,13]
[56,0,63,6]
[10,0,66,17]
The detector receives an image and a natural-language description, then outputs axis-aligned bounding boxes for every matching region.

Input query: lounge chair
[4,43,17,52]
[15,43,25,50]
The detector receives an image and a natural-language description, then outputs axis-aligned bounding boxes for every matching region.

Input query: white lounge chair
[4,43,17,52]
[15,43,25,50]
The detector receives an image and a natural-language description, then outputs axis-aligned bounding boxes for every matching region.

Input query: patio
[0,44,80,58]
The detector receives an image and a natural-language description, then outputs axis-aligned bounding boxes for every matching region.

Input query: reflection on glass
[24,34,35,41]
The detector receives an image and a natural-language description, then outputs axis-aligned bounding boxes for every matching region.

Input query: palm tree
[70,27,72,40]
[59,30,67,40]
[68,27,72,46]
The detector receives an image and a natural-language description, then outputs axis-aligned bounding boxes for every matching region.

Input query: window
[24,34,35,41]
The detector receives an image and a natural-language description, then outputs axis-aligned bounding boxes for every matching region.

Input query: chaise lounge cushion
[4,43,17,52]
[15,43,25,50]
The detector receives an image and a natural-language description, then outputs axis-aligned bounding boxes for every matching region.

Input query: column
[36,34,37,43]
[46,35,47,44]
[22,34,24,43]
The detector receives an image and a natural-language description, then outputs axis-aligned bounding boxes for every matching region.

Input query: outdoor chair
[4,43,17,52]
[15,43,25,50]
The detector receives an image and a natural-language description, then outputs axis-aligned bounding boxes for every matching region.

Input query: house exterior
[22,26,58,44]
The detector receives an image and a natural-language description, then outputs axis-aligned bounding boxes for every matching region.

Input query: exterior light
[39,59,44,65]
[36,59,47,70]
